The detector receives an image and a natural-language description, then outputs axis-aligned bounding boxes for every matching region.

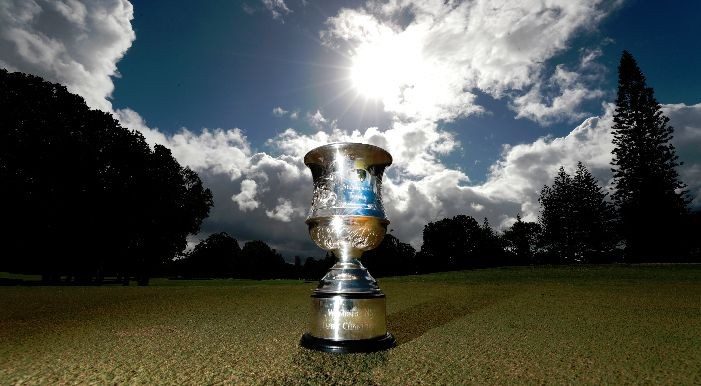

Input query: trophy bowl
[300,142,396,353]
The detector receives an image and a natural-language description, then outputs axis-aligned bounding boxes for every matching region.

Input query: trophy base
[300,333,396,354]
[301,292,395,353]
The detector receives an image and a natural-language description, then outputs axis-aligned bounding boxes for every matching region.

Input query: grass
[1,265,700,384]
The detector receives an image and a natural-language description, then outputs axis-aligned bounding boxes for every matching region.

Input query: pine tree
[539,167,575,263]
[610,51,689,261]
[539,163,616,263]
[571,162,616,262]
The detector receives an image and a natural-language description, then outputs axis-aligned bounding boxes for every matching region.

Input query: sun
[349,36,420,101]
[350,44,398,100]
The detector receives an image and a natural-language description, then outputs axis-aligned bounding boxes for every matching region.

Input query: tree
[131,146,214,285]
[610,51,689,261]
[417,215,480,272]
[571,162,617,262]
[0,69,213,284]
[239,240,287,279]
[539,167,576,263]
[416,214,506,272]
[501,214,542,264]
[539,163,615,263]
[183,232,241,278]
[478,217,506,266]
[360,234,416,276]
[302,253,335,280]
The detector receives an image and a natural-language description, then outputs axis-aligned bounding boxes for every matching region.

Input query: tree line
[1,51,699,284]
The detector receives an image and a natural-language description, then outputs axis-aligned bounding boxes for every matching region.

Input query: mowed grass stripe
[1,265,700,384]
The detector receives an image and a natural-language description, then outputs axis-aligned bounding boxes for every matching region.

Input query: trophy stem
[333,243,362,264]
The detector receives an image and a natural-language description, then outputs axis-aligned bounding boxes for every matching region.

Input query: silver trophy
[299,142,396,353]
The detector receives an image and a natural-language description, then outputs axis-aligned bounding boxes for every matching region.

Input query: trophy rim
[304,142,393,167]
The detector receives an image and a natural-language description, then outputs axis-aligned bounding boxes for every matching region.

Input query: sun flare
[350,45,397,99]
[349,36,421,101]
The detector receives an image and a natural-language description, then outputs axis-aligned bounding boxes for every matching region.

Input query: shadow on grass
[387,300,473,346]
[387,292,513,346]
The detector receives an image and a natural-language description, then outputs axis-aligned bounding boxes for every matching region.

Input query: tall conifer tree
[571,162,616,261]
[610,51,688,261]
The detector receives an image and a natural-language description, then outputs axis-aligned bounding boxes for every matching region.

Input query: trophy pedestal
[300,261,396,353]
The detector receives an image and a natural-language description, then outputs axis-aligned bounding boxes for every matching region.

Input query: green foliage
[611,51,689,261]
[539,162,616,263]
[0,69,213,284]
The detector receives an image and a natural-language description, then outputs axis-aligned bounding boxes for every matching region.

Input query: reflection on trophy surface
[300,142,396,353]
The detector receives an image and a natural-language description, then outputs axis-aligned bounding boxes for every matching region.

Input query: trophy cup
[299,142,396,353]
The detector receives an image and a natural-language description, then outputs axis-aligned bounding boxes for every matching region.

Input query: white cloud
[272,106,299,120]
[261,0,291,21]
[0,0,135,111]
[265,198,302,222]
[307,109,329,130]
[232,179,260,211]
[512,60,606,125]
[272,106,288,117]
[114,107,169,145]
[323,0,615,124]
[116,108,252,181]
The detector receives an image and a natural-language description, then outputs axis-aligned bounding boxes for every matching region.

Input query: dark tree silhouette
[240,240,287,279]
[610,51,689,262]
[478,217,507,265]
[539,163,615,263]
[361,234,416,276]
[501,214,542,264]
[685,211,701,261]
[132,146,214,285]
[417,215,479,272]
[302,253,335,280]
[0,69,213,284]
[182,232,241,278]
[416,215,503,272]
[571,162,617,262]
[539,167,575,263]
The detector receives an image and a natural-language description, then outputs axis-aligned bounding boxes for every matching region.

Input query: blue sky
[1,0,700,257]
[111,0,700,183]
